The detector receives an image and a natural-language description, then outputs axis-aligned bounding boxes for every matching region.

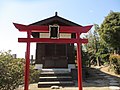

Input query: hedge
[0,51,40,90]
[109,54,120,74]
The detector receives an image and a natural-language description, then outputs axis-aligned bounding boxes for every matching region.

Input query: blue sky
[0,0,120,58]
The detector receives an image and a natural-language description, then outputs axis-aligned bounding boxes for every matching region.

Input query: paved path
[99,66,120,90]
[16,84,109,90]
[16,67,120,90]
[105,76,120,90]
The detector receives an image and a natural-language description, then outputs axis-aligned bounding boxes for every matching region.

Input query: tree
[0,50,39,90]
[83,24,110,66]
[83,24,101,66]
[93,24,101,66]
[99,11,120,54]
[0,50,24,90]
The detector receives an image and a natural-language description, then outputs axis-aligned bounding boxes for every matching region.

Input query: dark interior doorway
[44,44,68,68]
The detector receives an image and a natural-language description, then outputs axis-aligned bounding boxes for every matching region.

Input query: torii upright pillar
[76,33,82,90]
[13,23,92,90]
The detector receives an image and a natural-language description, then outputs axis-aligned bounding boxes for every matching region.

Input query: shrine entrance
[44,44,68,68]
[13,13,92,90]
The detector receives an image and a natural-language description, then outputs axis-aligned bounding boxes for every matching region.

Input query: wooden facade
[30,13,82,69]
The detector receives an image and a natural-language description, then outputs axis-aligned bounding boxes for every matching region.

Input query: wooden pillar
[24,30,31,90]
[76,33,83,90]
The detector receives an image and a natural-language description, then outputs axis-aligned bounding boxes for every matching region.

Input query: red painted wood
[24,30,31,90]
[76,33,83,90]
[18,38,88,43]
[13,23,49,32]
[81,39,88,43]
[60,25,92,33]
[13,22,92,90]
[13,23,28,31]
[13,23,92,33]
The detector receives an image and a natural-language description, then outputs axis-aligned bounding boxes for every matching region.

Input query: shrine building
[14,12,92,88]
[31,12,81,71]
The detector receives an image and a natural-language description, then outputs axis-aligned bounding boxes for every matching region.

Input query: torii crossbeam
[13,23,92,90]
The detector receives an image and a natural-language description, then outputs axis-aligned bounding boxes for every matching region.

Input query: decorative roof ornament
[55,12,58,16]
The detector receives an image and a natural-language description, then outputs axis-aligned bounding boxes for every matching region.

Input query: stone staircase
[38,69,74,88]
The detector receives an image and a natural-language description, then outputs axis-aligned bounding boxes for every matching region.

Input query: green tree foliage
[81,50,89,67]
[109,54,120,74]
[83,11,120,67]
[83,24,110,66]
[0,50,39,90]
[99,11,120,53]
[0,50,23,90]
[83,24,101,66]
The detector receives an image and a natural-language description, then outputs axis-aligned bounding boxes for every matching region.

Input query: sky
[0,0,120,58]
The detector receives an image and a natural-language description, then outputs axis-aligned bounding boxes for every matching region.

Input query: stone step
[41,69,70,74]
[38,69,74,88]
[38,81,74,88]
[40,76,72,79]
[42,69,69,72]
[40,71,70,74]
[39,76,72,82]
[40,71,71,77]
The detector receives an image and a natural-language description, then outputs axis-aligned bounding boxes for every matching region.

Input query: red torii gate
[13,23,92,90]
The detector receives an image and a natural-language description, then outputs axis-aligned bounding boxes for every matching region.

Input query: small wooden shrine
[32,12,81,70]
[13,12,92,90]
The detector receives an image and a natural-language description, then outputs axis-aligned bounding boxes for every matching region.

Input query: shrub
[109,54,120,74]
[29,65,40,83]
[0,51,40,90]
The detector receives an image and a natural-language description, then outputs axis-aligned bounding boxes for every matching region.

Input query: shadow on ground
[16,67,120,90]
[81,67,120,88]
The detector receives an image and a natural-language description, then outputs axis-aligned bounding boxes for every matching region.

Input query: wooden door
[44,44,68,68]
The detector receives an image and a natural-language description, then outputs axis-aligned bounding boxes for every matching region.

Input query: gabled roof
[30,12,81,37]
[29,12,81,26]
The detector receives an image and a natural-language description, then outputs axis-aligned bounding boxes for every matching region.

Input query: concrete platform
[16,83,110,90]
